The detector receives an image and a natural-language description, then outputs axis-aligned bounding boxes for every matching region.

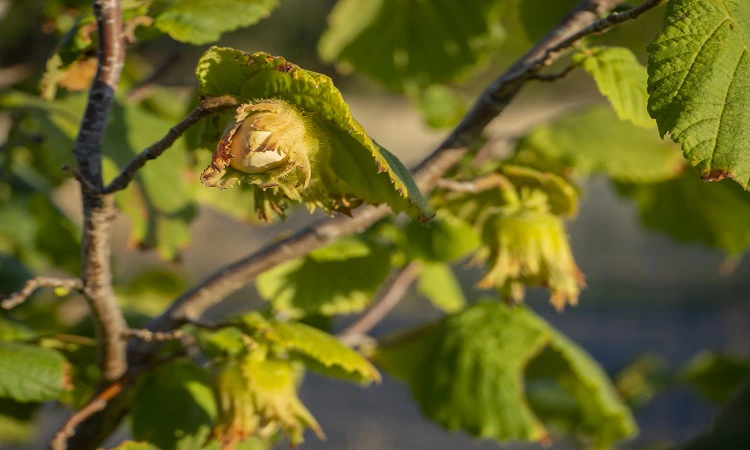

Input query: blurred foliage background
[1,0,750,449]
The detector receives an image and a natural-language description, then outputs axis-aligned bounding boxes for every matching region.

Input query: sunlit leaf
[573,46,653,128]
[234,313,381,384]
[417,262,466,313]
[647,0,750,187]
[256,238,390,317]
[152,0,279,44]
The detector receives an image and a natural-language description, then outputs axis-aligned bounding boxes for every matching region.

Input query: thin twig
[513,0,664,82]
[103,95,238,193]
[61,164,100,195]
[122,328,184,342]
[338,261,421,347]
[436,173,516,194]
[137,0,663,348]
[1,277,83,309]
[49,355,178,450]
[50,379,125,450]
[530,64,576,82]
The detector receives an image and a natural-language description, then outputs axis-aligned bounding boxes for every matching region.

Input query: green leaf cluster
[374,302,637,448]
[318,0,505,91]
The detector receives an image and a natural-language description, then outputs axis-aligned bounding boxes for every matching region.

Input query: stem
[1,277,83,309]
[338,261,421,347]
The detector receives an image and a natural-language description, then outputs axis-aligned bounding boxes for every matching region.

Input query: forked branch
[103,95,239,193]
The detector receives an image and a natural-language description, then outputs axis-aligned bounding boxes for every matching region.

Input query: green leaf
[617,174,750,256]
[256,238,390,317]
[417,262,466,313]
[520,106,684,183]
[196,47,428,220]
[573,46,654,128]
[235,313,381,384]
[374,302,636,447]
[318,0,505,90]
[131,360,217,450]
[152,0,279,44]
[0,343,71,403]
[647,0,750,187]
[110,442,161,450]
[402,214,480,262]
[681,352,750,405]
[376,302,550,442]
[528,331,638,450]
[413,84,467,129]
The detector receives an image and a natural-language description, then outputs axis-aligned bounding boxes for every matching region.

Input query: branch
[103,95,238,193]
[436,173,516,194]
[338,261,421,347]
[139,0,660,344]
[49,354,178,450]
[1,277,83,310]
[123,328,184,342]
[520,0,664,79]
[72,0,129,384]
[530,64,576,83]
[62,164,100,195]
[50,376,127,450]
